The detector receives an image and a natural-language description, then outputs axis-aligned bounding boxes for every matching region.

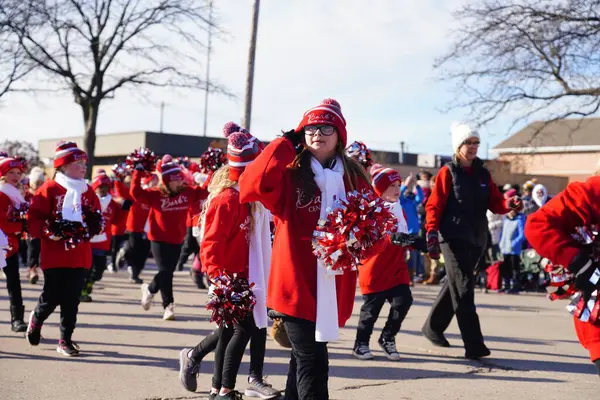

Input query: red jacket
[130,170,208,244]
[127,201,150,233]
[28,180,101,270]
[0,192,23,258]
[426,164,508,232]
[91,198,121,252]
[359,238,410,295]
[201,188,250,279]
[240,137,377,328]
[110,180,131,236]
[524,176,600,361]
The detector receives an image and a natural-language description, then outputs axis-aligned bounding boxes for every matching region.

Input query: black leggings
[191,325,267,380]
[127,232,150,278]
[27,238,41,268]
[177,227,200,268]
[212,315,256,390]
[284,317,329,400]
[18,239,27,266]
[4,253,23,307]
[148,241,182,308]
[90,253,108,282]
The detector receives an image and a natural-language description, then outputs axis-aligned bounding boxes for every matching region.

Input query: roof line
[493,145,600,154]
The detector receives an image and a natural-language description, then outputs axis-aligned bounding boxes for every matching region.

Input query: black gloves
[282,129,303,150]
[568,247,600,294]
[121,199,132,211]
[426,230,442,260]
[390,232,427,252]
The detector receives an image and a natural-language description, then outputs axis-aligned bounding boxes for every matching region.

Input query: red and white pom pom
[346,141,373,169]
[206,273,256,327]
[199,147,227,174]
[321,98,341,109]
[125,147,157,172]
[312,190,397,273]
[223,121,241,138]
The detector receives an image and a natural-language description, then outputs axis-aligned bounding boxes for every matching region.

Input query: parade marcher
[179,125,279,400]
[26,166,46,284]
[240,99,376,399]
[26,141,101,356]
[132,155,208,321]
[499,189,526,294]
[352,164,413,361]
[422,122,522,359]
[108,174,132,272]
[0,155,28,332]
[525,176,600,376]
[400,173,425,283]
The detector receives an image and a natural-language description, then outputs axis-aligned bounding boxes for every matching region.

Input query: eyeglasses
[304,125,335,136]
[463,140,481,146]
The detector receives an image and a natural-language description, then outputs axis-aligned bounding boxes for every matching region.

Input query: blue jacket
[499,213,526,255]
[400,185,424,235]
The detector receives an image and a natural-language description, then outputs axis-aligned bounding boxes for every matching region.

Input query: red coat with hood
[524,176,600,361]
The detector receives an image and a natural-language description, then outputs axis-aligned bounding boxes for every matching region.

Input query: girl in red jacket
[0,155,28,332]
[352,164,413,361]
[239,99,373,399]
[107,174,132,273]
[80,170,122,302]
[26,141,101,356]
[525,177,600,375]
[131,155,207,321]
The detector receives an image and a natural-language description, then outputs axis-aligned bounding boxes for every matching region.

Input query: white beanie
[28,166,45,184]
[451,121,480,152]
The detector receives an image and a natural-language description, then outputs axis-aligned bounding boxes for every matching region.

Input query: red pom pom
[223,121,241,138]
[111,162,130,180]
[345,142,373,169]
[206,273,256,327]
[43,206,105,251]
[125,147,157,172]
[312,190,397,272]
[199,147,227,174]
[321,98,341,110]
[228,132,250,149]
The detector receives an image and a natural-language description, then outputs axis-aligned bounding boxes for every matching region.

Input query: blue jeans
[409,249,425,277]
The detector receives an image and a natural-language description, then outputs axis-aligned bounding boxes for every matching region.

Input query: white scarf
[90,194,112,243]
[0,228,8,267]
[0,182,25,207]
[311,156,346,342]
[387,201,408,234]
[248,201,272,329]
[532,184,548,208]
[55,172,88,222]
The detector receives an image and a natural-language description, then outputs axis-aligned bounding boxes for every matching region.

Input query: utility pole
[399,141,405,164]
[202,0,214,137]
[160,102,165,133]
[243,0,260,130]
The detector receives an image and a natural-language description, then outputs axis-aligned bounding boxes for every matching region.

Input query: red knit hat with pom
[157,154,183,185]
[54,141,87,168]
[370,164,402,197]
[91,169,111,190]
[224,121,263,182]
[295,98,348,146]
[0,155,26,177]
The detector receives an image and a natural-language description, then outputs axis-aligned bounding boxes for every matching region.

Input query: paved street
[1,261,597,400]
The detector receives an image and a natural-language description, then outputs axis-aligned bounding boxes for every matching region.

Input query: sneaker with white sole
[57,340,80,356]
[178,348,200,392]
[107,263,116,273]
[163,303,175,320]
[378,337,400,361]
[25,310,42,346]
[140,283,154,311]
[352,341,374,360]
[244,377,281,399]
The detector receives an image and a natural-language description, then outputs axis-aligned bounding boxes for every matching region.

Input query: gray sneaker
[244,377,281,399]
[178,348,200,392]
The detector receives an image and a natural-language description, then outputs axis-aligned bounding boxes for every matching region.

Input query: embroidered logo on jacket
[240,216,251,242]
[295,188,321,213]
[159,195,188,211]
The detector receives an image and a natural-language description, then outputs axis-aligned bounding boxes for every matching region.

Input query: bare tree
[0,2,33,99]
[437,0,600,132]
[1,0,225,176]
[0,139,43,168]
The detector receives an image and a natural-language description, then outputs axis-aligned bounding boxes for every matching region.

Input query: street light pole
[203,0,214,137]
[243,0,260,130]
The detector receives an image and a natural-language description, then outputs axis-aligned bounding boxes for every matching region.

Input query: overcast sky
[0,0,516,156]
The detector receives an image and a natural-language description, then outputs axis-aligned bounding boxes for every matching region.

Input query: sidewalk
[0,262,597,400]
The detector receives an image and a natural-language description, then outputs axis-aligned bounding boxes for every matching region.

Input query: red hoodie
[201,188,250,279]
[0,192,23,258]
[110,180,131,236]
[130,170,208,244]
[524,176,600,361]
[91,197,121,252]
[28,180,101,270]
[240,138,380,328]
[359,237,410,295]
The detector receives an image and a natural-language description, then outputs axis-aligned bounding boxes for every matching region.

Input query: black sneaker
[216,391,243,399]
[352,341,374,360]
[80,293,93,302]
[465,344,491,360]
[129,277,144,284]
[421,326,450,348]
[57,340,80,356]
[378,337,400,361]
[245,377,281,399]
[178,348,200,392]
[25,310,42,346]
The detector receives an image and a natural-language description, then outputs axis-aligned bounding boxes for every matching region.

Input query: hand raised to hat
[282,129,303,151]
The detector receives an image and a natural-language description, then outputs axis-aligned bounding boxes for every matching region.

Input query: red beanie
[91,169,111,190]
[157,154,183,185]
[224,122,263,182]
[0,156,26,177]
[54,141,87,168]
[370,164,401,197]
[295,98,347,147]
[504,188,517,199]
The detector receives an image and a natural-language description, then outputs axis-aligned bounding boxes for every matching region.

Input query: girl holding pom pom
[239,99,374,399]
[131,155,208,321]
[0,155,28,332]
[352,165,413,361]
[178,124,279,400]
[26,141,101,356]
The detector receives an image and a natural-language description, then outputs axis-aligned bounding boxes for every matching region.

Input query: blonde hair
[199,165,256,242]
